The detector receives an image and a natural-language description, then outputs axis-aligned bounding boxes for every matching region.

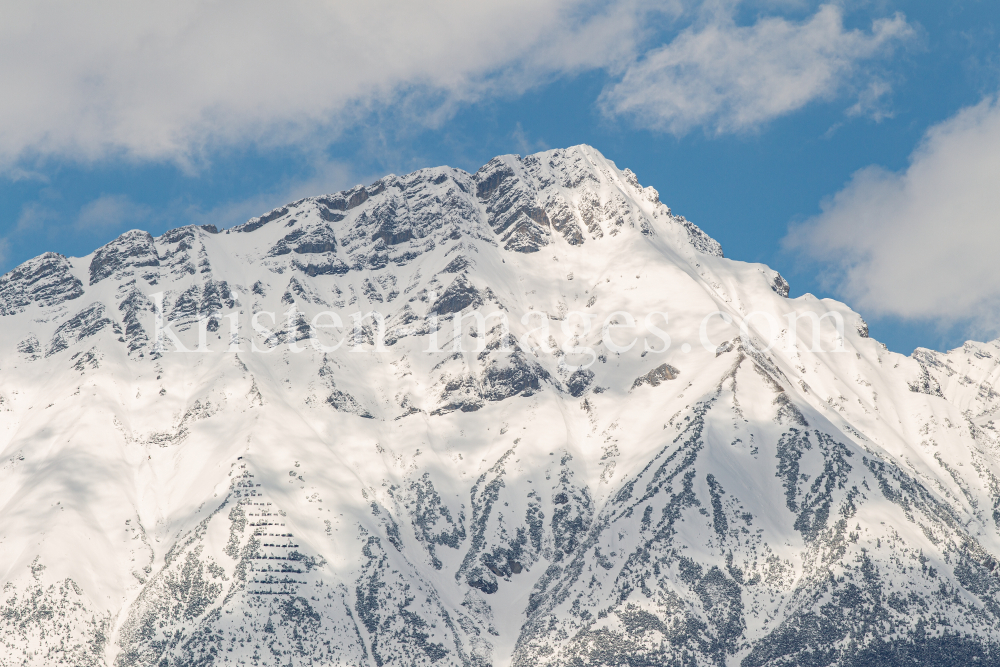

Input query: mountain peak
[2,147,999,667]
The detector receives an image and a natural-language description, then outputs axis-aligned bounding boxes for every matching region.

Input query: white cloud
[0,0,648,169]
[0,2,918,167]
[76,195,150,232]
[785,96,1000,335]
[599,4,913,134]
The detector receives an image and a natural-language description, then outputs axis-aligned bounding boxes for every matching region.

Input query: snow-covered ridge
[1,145,1000,666]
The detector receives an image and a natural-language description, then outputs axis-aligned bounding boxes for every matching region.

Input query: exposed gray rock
[432,274,484,315]
[0,252,84,315]
[46,302,113,356]
[89,230,160,285]
[771,271,790,297]
[630,362,680,389]
[566,369,594,397]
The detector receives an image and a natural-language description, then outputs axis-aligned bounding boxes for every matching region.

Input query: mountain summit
[2,145,1000,666]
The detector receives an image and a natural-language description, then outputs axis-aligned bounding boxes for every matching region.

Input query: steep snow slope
[2,145,1000,667]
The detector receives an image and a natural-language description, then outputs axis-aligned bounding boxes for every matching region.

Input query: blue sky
[1,0,998,355]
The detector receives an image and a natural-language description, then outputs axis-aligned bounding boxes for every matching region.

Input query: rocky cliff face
[2,145,1000,666]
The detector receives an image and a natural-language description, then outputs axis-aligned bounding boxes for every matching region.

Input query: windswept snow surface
[3,145,1000,666]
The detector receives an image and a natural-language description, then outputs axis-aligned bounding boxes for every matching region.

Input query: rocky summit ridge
[2,145,1000,666]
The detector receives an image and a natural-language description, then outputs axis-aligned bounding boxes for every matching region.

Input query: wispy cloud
[785,95,1000,337]
[0,153,369,273]
[76,194,150,233]
[510,123,548,156]
[599,4,913,135]
[15,201,59,235]
[184,156,368,231]
[846,78,895,121]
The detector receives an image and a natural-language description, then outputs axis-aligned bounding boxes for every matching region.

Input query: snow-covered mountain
[2,145,1000,667]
